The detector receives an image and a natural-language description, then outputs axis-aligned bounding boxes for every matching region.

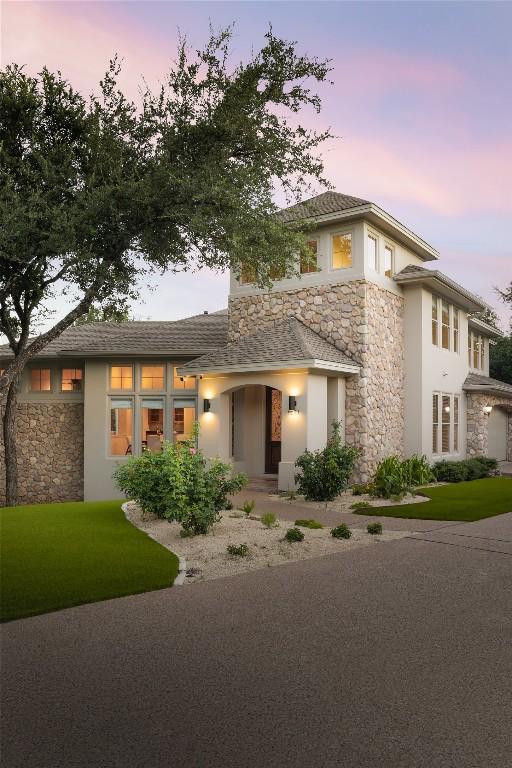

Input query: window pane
[61,368,83,391]
[110,400,133,456]
[110,365,133,389]
[441,301,450,350]
[384,246,393,277]
[31,369,51,391]
[472,334,479,368]
[367,236,377,271]
[453,396,459,452]
[173,367,196,390]
[332,233,352,269]
[300,240,318,274]
[173,399,196,442]
[442,395,450,453]
[141,365,164,390]
[141,399,164,452]
[480,338,485,370]
[468,333,472,365]
[452,310,459,354]
[432,394,439,453]
[432,296,438,346]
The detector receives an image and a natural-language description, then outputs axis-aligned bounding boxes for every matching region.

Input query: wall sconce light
[203,398,211,413]
[288,395,298,414]
[483,405,493,415]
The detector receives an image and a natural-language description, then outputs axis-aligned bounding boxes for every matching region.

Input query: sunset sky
[2,1,511,327]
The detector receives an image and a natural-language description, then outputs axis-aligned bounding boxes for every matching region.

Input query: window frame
[108,397,134,458]
[61,367,83,392]
[330,229,353,272]
[30,367,52,393]
[383,244,394,278]
[140,364,165,391]
[110,364,134,391]
[300,237,320,275]
[432,392,462,457]
[367,233,378,272]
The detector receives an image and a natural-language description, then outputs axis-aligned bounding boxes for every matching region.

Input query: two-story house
[1,192,511,504]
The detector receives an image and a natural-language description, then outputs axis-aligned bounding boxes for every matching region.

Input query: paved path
[2,514,512,768]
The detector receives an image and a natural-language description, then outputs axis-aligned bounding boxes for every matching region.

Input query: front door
[265,387,282,474]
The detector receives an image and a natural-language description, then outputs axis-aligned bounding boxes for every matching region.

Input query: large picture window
[173,399,196,442]
[31,368,51,392]
[110,365,133,390]
[110,399,133,456]
[331,233,352,270]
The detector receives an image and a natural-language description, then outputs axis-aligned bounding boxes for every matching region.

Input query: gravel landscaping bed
[125,502,408,584]
[270,489,431,515]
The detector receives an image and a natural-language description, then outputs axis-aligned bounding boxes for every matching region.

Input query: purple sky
[3,1,511,328]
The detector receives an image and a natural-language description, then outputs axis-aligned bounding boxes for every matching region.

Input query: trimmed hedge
[434,456,498,483]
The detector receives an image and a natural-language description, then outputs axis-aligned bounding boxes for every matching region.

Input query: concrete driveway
[2,514,512,768]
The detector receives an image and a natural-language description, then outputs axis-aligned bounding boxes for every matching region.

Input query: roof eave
[463,385,512,400]
[395,272,485,312]
[468,317,504,339]
[178,359,360,377]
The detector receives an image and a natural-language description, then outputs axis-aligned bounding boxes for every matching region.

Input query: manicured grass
[354,477,512,522]
[0,500,179,622]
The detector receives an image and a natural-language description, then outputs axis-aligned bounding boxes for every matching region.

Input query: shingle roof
[463,373,512,399]
[395,265,486,312]
[0,310,229,360]
[179,318,359,375]
[277,191,371,223]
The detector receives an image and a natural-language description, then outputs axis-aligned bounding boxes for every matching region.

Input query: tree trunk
[3,373,20,506]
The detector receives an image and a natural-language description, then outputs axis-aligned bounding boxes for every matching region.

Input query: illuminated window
[300,239,318,274]
[173,399,196,442]
[110,365,133,390]
[367,235,378,271]
[31,369,51,392]
[441,395,451,453]
[383,245,393,277]
[441,300,450,350]
[109,399,133,456]
[432,296,439,346]
[331,233,352,269]
[141,399,164,452]
[173,367,196,390]
[432,394,439,454]
[141,365,164,390]
[61,368,83,392]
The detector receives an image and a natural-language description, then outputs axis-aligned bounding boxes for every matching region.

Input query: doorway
[265,386,282,474]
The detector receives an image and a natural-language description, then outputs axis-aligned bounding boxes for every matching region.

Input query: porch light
[203,398,211,413]
[288,395,298,414]
[483,405,493,415]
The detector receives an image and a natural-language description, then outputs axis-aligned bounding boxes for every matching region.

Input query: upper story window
[469,331,485,370]
[141,365,164,390]
[383,245,393,277]
[331,233,352,270]
[300,239,319,274]
[431,296,439,345]
[31,368,51,392]
[453,310,459,354]
[367,235,378,271]
[110,365,133,390]
[61,368,83,392]
[441,300,450,349]
[432,296,460,354]
[173,367,196,390]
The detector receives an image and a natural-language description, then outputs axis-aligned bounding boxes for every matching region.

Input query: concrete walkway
[2,513,511,768]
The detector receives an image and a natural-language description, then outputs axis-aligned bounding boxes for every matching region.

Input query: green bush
[294,422,360,501]
[241,500,255,518]
[371,454,434,499]
[351,483,369,496]
[284,527,305,542]
[433,457,498,484]
[114,423,247,535]
[226,543,249,557]
[331,523,352,539]
[294,519,323,529]
[350,501,372,510]
[261,512,278,528]
[401,455,435,486]
[367,522,382,535]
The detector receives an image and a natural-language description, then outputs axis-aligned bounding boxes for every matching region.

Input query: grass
[353,477,512,522]
[0,500,179,622]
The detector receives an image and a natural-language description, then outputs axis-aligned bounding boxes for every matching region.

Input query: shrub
[114,423,247,535]
[351,483,368,496]
[284,527,305,542]
[433,457,498,484]
[294,519,323,529]
[401,455,435,486]
[367,522,382,535]
[227,543,249,557]
[241,500,255,518]
[331,523,352,540]
[350,501,372,510]
[372,456,412,499]
[261,512,278,528]
[294,421,360,501]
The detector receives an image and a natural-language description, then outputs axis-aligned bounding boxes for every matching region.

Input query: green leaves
[294,421,361,501]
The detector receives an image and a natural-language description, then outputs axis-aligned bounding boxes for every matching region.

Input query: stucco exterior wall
[466,394,512,460]
[0,402,84,505]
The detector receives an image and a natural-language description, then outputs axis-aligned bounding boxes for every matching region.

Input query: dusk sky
[2,1,511,328]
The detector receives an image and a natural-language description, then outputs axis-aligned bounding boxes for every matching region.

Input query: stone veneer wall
[466,393,512,461]
[229,281,405,481]
[0,402,84,505]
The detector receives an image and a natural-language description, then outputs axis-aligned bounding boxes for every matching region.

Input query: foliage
[226,543,249,557]
[284,527,305,542]
[351,483,370,496]
[241,500,256,518]
[490,335,512,384]
[371,455,434,499]
[294,422,360,501]
[114,424,247,535]
[433,457,498,483]
[74,303,132,325]
[330,523,352,540]
[367,522,382,535]
[261,512,278,528]
[496,281,512,331]
[294,518,323,529]
[350,501,372,510]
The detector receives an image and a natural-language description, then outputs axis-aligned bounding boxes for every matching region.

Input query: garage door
[488,408,508,461]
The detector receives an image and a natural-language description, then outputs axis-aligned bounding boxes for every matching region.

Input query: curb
[121,501,187,587]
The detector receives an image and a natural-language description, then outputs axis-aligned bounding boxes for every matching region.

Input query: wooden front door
[265,387,282,474]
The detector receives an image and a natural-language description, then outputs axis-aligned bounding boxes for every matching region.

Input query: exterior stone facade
[466,393,512,461]
[0,402,84,505]
[229,281,405,481]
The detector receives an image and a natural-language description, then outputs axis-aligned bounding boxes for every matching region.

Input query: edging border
[121,501,187,587]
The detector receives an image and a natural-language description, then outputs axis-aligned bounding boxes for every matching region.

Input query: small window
[110,365,133,390]
[331,233,352,269]
[367,235,378,271]
[173,367,196,390]
[453,396,459,452]
[441,300,450,350]
[109,399,133,456]
[61,368,83,392]
[141,398,164,452]
[173,399,196,442]
[300,239,318,274]
[472,334,479,369]
[383,245,393,277]
[432,394,439,453]
[432,296,439,346]
[441,395,451,453]
[141,365,164,390]
[31,368,51,392]
[453,309,459,354]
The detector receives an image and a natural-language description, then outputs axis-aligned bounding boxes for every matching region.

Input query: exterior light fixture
[288,395,298,414]
[483,405,493,415]
[444,405,450,413]
[203,398,211,413]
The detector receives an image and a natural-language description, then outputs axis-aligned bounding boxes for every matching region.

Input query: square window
[31,369,51,392]
[61,368,83,392]
[367,235,378,271]
[110,365,133,390]
[300,239,319,274]
[331,233,352,269]
[141,365,164,390]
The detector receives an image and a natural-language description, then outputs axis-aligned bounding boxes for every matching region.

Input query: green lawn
[0,500,179,622]
[355,477,512,522]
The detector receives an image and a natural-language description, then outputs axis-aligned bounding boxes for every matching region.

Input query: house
[1,191,511,504]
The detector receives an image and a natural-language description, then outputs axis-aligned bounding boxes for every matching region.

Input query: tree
[469,305,502,331]
[73,303,132,325]
[0,27,332,504]
[490,336,512,384]
[496,281,512,331]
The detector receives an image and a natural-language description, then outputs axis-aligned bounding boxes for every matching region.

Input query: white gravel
[125,502,408,584]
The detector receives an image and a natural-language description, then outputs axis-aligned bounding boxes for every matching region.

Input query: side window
[331,233,352,269]
[367,235,378,271]
[383,245,393,277]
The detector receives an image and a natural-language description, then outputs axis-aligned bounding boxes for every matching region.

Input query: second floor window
[110,365,133,390]
[367,235,378,271]
[441,300,450,349]
[173,367,196,390]
[469,332,485,370]
[383,245,393,277]
[331,233,352,269]
[31,368,51,392]
[61,368,83,392]
[141,365,164,390]
[432,296,460,354]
